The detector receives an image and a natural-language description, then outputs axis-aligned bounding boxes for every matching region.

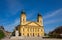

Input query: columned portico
[17,11,44,37]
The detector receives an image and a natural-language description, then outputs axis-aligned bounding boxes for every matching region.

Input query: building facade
[18,11,44,37]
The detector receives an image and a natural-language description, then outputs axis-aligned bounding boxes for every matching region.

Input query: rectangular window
[23,28,24,31]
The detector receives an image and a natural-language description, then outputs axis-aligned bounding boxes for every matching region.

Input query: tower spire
[20,10,26,25]
[37,12,43,26]
[21,10,25,14]
[38,12,42,17]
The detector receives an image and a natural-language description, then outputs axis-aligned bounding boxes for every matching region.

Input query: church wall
[19,25,44,37]
[18,11,44,37]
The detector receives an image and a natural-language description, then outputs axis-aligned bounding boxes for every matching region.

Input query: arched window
[27,33,29,36]
[23,28,24,31]
[33,28,34,32]
[19,33,21,36]
[41,29,42,31]
[23,18,25,22]
[33,33,34,36]
[38,28,39,32]
[38,33,39,37]
[23,33,24,36]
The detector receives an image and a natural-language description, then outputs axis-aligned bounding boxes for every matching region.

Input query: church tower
[20,10,26,25]
[18,11,44,37]
[37,13,43,26]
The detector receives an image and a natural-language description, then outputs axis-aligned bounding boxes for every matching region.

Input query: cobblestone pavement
[1,37,62,40]
[1,38,10,40]
[12,37,62,40]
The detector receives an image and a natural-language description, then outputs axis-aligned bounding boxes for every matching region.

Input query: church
[16,11,44,37]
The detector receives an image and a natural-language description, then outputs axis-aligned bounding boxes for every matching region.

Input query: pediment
[25,22,41,26]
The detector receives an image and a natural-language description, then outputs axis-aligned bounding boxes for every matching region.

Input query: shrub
[0,30,5,39]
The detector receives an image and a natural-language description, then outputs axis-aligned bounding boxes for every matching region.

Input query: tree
[0,30,5,39]
[48,26,62,38]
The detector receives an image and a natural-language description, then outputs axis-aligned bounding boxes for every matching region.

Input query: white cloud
[43,8,62,24]
[4,8,62,32]
[43,8,62,19]
[26,10,38,21]
[5,18,20,32]
[5,0,23,16]
[44,19,62,24]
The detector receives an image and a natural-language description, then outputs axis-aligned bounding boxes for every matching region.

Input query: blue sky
[0,0,62,33]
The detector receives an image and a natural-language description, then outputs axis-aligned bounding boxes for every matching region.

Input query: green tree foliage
[0,30,5,39]
[48,26,62,38]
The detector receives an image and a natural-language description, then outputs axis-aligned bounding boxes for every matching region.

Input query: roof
[21,22,42,27]
[38,13,42,17]
[21,10,26,14]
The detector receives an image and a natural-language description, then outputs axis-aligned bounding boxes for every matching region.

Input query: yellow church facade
[18,11,44,37]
